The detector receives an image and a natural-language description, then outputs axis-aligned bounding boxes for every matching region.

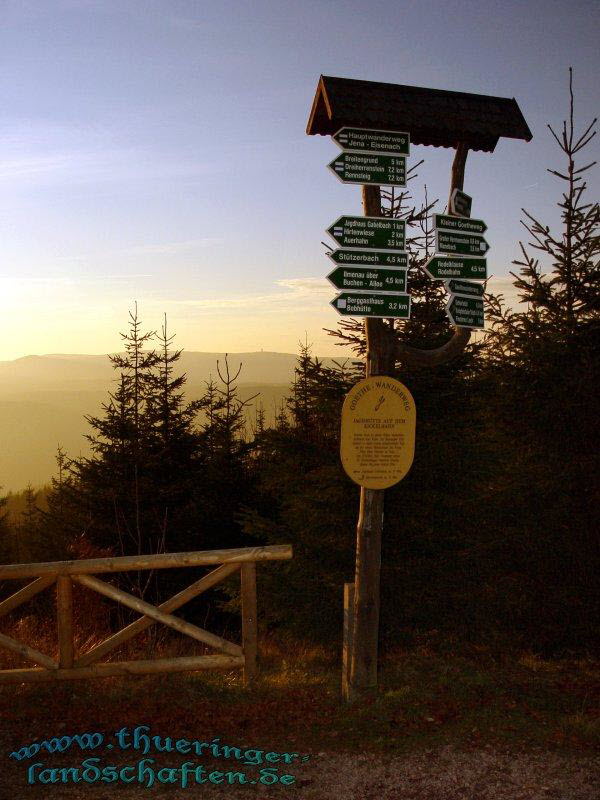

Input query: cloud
[0,155,74,179]
[116,239,223,256]
[0,117,220,186]
[486,276,527,311]
[161,276,330,315]
[275,278,330,294]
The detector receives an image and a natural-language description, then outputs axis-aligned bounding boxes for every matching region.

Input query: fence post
[57,576,74,668]
[241,562,257,685]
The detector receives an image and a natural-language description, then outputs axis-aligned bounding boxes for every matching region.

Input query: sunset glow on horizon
[1,0,598,361]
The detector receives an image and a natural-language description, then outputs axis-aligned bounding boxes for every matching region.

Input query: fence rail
[0,545,292,685]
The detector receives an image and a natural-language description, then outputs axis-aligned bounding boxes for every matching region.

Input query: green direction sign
[434,214,487,235]
[332,127,410,156]
[327,216,406,250]
[328,153,406,186]
[331,292,411,319]
[328,266,407,293]
[436,230,489,256]
[424,255,487,280]
[446,279,485,298]
[446,295,484,329]
[327,249,408,268]
[450,188,472,217]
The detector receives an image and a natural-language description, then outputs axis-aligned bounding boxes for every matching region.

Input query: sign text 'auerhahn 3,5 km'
[327,216,406,251]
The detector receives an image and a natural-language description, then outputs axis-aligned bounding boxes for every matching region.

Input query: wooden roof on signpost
[306,75,532,153]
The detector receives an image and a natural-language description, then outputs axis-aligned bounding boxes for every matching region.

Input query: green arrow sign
[332,127,410,156]
[327,249,408,268]
[327,216,406,251]
[328,266,407,293]
[436,230,489,256]
[331,292,411,319]
[446,295,484,329]
[434,214,487,234]
[446,279,485,298]
[450,189,472,217]
[328,153,406,186]
[424,256,487,280]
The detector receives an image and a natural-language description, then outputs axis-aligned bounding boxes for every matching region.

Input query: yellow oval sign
[340,376,416,489]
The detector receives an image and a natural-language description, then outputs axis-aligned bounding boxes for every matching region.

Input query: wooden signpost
[307,75,532,701]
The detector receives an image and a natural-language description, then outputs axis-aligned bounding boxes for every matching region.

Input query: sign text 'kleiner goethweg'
[340,377,416,490]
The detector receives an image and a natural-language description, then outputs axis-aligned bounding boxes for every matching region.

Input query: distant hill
[0,351,353,492]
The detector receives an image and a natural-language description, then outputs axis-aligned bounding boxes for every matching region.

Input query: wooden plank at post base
[340,376,416,490]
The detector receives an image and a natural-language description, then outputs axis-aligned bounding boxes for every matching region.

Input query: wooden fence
[0,545,292,685]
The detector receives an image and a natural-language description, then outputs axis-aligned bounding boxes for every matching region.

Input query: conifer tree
[191,356,257,552]
[486,68,599,363]
[0,488,12,564]
[44,308,209,605]
[477,70,599,652]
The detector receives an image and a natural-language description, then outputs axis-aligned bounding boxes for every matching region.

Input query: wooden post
[345,184,392,700]
[56,576,74,669]
[346,147,470,700]
[450,141,469,196]
[241,561,258,685]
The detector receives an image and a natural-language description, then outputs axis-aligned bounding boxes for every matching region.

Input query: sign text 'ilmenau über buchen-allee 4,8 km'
[327,266,407,293]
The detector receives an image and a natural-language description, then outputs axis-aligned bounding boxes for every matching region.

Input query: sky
[0,0,598,360]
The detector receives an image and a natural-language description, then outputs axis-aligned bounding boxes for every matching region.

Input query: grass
[0,630,598,756]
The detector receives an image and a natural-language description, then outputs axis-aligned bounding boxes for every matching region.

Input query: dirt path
[4,747,598,799]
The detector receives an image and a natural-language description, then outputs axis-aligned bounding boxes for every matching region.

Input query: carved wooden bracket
[363,142,472,374]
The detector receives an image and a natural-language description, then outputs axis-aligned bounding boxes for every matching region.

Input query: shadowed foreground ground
[0,639,598,798]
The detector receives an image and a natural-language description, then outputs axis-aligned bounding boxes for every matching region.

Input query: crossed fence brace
[0,545,292,684]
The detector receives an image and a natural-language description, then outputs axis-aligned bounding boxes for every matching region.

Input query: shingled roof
[307,76,532,153]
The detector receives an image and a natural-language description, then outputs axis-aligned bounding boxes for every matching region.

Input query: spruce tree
[0,488,12,564]
[479,70,599,653]
[486,68,599,363]
[191,356,257,552]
